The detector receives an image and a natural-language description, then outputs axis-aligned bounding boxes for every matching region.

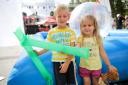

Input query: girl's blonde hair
[79,15,102,45]
[54,4,69,16]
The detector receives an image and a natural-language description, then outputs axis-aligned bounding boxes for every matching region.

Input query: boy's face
[55,10,70,27]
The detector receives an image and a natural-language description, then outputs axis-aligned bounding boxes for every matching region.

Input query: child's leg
[91,69,101,85]
[67,61,77,85]
[92,76,99,85]
[83,77,91,85]
[79,67,91,85]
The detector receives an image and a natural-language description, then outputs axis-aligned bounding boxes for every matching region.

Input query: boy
[36,4,77,85]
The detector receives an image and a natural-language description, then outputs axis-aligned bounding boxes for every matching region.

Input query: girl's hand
[108,65,117,73]
[59,62,69,73]
[107,65,119,80]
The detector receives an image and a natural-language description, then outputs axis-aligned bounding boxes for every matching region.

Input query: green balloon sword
[14,28,90,85]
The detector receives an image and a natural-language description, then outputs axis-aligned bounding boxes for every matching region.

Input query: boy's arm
[34,49,48,55]
[66,42,75,62]
[59,42,75,73]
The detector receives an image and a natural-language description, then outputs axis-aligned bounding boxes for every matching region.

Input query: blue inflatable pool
[7,31,128,85]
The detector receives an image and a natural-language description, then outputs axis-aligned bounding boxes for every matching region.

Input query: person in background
[116,14,125,29]
[50,11,54,16]
[77,15,117,85]
[35,4,77,85]
[125,15,128,29]
[112,18,116,30]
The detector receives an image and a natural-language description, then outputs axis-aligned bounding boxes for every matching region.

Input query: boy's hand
[33,49,48,56]
[33,50,39,55]
[59,62,69,73]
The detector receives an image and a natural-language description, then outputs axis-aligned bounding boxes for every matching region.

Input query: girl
[77,15,116,85]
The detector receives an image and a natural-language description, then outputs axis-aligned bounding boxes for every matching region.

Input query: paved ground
[0,46,22,85]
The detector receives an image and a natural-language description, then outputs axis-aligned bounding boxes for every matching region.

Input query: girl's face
[81,18,95,37]
[55,10,69,28]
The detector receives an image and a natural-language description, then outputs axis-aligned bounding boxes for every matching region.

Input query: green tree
[109,0,116,17]
[116,0,125,16]
[110,0,125,17]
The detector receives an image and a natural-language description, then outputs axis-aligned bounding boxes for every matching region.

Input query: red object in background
[39,27,49,32]
[44,16,56,25]
[44,27,49,31]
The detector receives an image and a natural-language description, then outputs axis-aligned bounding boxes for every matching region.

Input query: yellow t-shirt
[77,36,102,70]
[47,26,76,62]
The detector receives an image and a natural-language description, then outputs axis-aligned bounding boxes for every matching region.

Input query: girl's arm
[99,43,111,67]
[99,43,117,72]
[100,44,117,72]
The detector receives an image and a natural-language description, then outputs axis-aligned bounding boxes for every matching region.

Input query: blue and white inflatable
[7,31,128,85]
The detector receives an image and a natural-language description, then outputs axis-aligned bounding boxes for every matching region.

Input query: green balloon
[14,28,52,85]
[14,28,90,85]
[28,39,90,59]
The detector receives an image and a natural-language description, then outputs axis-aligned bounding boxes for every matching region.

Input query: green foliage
[116,0,125,16]
[110,0,126,17]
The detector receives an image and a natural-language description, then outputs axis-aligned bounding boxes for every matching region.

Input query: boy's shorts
[79,67,101,77]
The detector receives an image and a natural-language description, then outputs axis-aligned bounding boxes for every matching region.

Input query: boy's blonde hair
[80,15,102,45]
[54,4,70,16]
